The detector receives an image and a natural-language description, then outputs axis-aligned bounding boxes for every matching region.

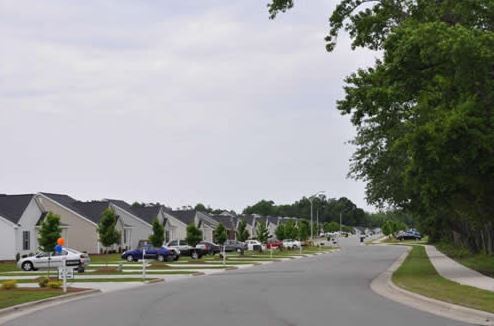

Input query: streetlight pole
[309,191,325,240]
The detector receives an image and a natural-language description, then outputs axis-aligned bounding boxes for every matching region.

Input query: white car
[245,240,266,251]
[17,248,90,272]
[282,239,301,249]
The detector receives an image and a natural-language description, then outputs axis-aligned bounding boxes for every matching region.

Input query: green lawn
[0,262,18,273]
[436,242,494,278]
[0,288,68,309]
[393,245,494,313]
[13,277,158,283]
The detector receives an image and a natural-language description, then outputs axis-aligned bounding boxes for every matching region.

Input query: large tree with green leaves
[149,219,165,247]
[185,224,203,247]
[213,223,228,245]
[268,0,494,254]
[38,212,62,252]
[236,219,250,242]
[98,208,121,252]
[256,221,270,243]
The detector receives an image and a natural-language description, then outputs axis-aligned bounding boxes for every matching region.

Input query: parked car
[266,239,283,249]
[121,244,178,262]
[196,241,221,255]
[282,239,301,249]
[223,240,247,253]
[17,248,90,272]
[396,230,422,241]
[245,240,264,252]
[166,240,206,259]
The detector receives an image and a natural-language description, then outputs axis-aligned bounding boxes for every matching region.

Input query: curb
[0,288,100,317]
[370,245,494,325]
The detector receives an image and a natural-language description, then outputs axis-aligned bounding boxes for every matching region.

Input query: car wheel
[236,248,242,253]
[158,254,165,262]
[22,261,34,271]
[126,255,135,262]
[165,255,175,262]
[78,267,85,273]
[191,251,199,260]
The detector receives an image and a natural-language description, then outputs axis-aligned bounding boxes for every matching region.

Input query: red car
[266,240,282,249]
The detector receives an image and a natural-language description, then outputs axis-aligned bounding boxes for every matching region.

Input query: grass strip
[393,245,494,313]
[0,288,68,309]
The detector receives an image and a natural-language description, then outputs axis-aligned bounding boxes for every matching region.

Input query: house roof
[239,214,255,226]
[70,201,112,224]
[169,210,197,225]
[0,194,35,224]
[210,215,237,230]
[106,199,133,212]
[266,216,279,225]
[130,206,161,224]
[40,193,77,208]
[40,193,113,225]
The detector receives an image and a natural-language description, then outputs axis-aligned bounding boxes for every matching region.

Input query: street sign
[65,259,80,267]
[58,267,74,280]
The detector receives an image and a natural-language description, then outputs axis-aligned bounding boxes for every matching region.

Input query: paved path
[2,237,469,326]
[426,245,494,292]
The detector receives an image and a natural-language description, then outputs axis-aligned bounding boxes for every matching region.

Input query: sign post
[62,256,67,293]
[142,242,147,282]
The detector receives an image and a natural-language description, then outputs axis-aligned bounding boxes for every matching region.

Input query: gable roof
[70,201,111,224]
[210,215,237,230]
[129,206,161,224]
[40,193,112,225]
[169,210,197,225]
[239,214,255,226]
[106,199,133,212]
[40,193,77,208]
[0,194,35,224]
[266,216,279,225]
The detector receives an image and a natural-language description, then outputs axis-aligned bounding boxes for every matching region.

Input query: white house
[0,194,44,260]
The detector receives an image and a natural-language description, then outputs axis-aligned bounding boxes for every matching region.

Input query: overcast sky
[0,0,378,212]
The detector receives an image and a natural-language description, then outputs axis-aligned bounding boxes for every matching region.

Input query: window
[22,231,30,251]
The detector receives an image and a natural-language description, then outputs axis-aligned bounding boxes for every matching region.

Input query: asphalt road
[5,238,470,326]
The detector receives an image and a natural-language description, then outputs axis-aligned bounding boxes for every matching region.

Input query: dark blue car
[121,245,179,262]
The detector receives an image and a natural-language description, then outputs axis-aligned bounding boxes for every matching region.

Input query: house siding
[0,218,16,260]
[36,195,99,254]
[111,205,152,250]
[164,213,187,241]
[16,197,43,256]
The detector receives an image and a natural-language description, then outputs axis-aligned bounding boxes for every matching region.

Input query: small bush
[37,277,50,288]
[47,280,62,289]
[2,280,17,290]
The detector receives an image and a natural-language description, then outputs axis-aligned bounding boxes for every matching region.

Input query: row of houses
[0,192,295,260]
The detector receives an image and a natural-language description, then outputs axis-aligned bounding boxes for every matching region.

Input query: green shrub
[47,280,62,289]
[37,277,50,288]
[2,280,17,290]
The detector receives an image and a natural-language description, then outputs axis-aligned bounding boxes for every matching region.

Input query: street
[4,238,469,326]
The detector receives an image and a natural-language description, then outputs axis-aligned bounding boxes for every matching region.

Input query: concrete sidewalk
[426,245,494,292]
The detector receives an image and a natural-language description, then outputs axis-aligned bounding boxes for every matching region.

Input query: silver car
[17,248,90,272]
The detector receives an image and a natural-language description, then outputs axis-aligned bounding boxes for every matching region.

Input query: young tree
[275,224,286,240]
[256,222,270,244]
[236,219,250,242]
[323,221,340,233]
[213,223,228,245]
[185,224,203,247]
[297,220,309,241]
[284,220,298,239]
[38,212,62,252]
[98,208,121,253]
[149,219,165,247]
